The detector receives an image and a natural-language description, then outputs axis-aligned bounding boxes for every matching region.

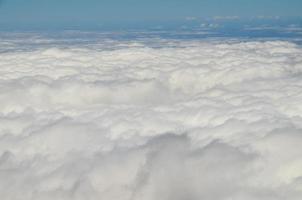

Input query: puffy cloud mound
[0,37,302,200]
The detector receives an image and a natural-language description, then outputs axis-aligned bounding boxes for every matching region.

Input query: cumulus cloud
[0,35,302,200]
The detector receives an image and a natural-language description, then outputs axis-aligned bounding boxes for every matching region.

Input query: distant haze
[0,0,302,29]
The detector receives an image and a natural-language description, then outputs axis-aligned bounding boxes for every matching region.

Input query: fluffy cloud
[0,35,302,200]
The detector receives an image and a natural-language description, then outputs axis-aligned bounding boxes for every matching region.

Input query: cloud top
[0,36,302,200]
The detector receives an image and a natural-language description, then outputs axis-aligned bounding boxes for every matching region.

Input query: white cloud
[0,36,302,200]
[213,16,240,20]
[185,16,197,21]
[252,16,281,20]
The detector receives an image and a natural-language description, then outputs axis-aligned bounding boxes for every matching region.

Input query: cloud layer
[0,36,302,200]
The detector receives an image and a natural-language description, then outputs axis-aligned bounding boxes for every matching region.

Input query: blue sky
[0,0,302,29]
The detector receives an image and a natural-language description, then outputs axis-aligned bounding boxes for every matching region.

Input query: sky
[0,0,302,29]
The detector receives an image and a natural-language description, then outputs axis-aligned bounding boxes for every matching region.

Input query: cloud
[185,16,197,21]
[0,35,302,200]
[252,16,281,20]
[213,16,240,20]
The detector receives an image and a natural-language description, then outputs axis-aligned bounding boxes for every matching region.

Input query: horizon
[1,0,302,30]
